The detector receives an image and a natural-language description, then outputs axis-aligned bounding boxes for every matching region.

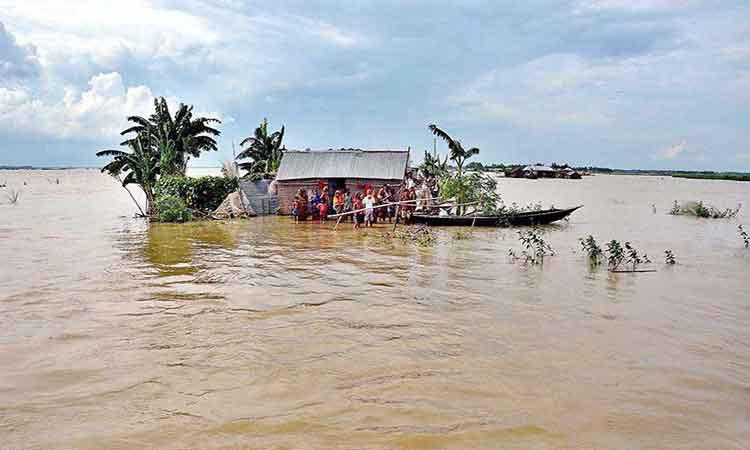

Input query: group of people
[291,183,425,229]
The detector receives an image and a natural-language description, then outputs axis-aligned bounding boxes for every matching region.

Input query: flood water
[1,169,749,449]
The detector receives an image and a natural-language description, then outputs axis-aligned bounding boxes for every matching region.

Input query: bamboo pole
[326,196,443,219]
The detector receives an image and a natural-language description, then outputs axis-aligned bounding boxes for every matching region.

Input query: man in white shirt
[364,190,375,227]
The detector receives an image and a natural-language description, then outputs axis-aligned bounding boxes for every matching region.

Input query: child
[317,199,329,222]
[364,189,375,227]
[292,195,300,223]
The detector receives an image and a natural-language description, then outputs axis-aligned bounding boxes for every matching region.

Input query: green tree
[120,97,221,176]
[97,138,160,216]
[427,124,480,177]
[420,150,449,178]
[236,118,285,177]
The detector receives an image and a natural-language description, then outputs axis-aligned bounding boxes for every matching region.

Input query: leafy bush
[605,240,625,271]
[668,200,740,218]
[508,228,554,265]
[383,225,436,247]
[625,242,651,270]
[740,225,749,248]
[439,173,500,215]
[155,176,238,213]
[155,195,192,222]
[579,235,603,266]
[606,240,650,271]
[452,229,473,240]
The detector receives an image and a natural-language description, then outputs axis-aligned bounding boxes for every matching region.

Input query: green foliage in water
[384,225,437,247]
[155,175,238,213]
[579,235,603,266]
[668,200,741,219]
[440,172,501,215]
[605,240,625,271]
[452,229,473,240]
[739,225,749,248]
[624,242,650,271]
[155,195,192,223]
[665,250,676,265]
[606,240,650,271]
[509,228,554,265]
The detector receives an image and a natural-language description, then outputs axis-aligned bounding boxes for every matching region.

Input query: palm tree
[121,97,221,176]
[97,137,160,217]
[236,118,285,177]
[427,124,480,177]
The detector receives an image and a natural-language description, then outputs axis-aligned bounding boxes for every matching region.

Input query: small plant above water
[510,228,554,265]
[579,235,603,266]
[605,240,625,271]
[384,225,436,247]
[452,229,473,241]
[740,225,749,249]
[665,250,676,265]
[4,188,20,205]
[625,242,651,271]
[668,200,741,219]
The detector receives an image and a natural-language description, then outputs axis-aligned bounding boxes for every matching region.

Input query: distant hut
[523,165,557,179]
[275,149,409,215]
[560,167,582,179]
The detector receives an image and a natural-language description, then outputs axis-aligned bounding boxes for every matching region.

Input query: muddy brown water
[1,169,749,449]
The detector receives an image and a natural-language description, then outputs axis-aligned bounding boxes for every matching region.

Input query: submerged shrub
[605,240,625,271]
[155,195,192,223]
[624,242,650,271]
[384,225,436,247]
[668,200,741,219]
[514,227,554,265]
[4,188,20,205]
[155,176,238,213]
[579,235,603,266]
[740,225,749,249]
[452,229,473,240]
[664,250,676,265]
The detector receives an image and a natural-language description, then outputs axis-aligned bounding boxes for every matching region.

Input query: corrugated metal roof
[276,149,409,181]
[524,165,556,172]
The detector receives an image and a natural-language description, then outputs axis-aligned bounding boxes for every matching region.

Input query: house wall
[276,178,404,215]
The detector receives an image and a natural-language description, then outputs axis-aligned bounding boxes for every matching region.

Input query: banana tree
[97,138,160,217]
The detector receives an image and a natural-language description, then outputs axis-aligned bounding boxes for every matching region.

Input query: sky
[1,0,750,171]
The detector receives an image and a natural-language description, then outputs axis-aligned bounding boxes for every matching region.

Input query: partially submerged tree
[427,124,480,177]
[120,97,221,176]
[236,118,285,178]
[97,138,160,217]
[427,124,483,213]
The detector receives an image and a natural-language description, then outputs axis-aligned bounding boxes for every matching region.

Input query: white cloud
[0,72,154,140]
[0,21,39,81]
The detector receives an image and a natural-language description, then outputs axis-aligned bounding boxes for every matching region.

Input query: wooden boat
[410,206,582,227]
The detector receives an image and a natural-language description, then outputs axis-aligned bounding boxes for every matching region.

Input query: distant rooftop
[277,148,409,181]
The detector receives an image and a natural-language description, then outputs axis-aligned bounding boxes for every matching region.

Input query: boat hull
[409,206,582,227]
